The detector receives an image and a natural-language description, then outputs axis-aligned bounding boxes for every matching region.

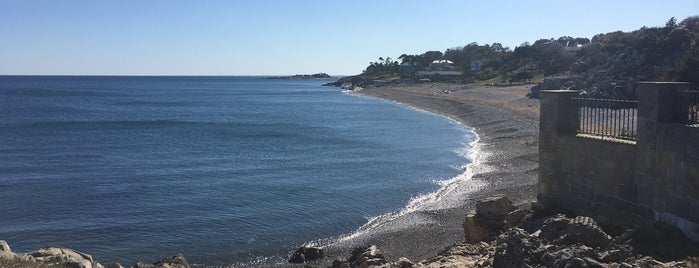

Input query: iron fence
[679,87,699,125]
[574,97,638,141]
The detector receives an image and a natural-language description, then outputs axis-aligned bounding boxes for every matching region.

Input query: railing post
[538,90,580,204]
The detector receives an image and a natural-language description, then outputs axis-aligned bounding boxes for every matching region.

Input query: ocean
[0,76,476,266]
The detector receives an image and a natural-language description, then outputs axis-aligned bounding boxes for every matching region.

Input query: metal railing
[679,87,699,125]
[574,97,638,141]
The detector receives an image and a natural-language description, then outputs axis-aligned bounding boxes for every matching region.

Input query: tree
[417,51,444,68]
[680,15,699,32]
[575,37,590,46]
[666,17,677,27]
[491,43,505,52]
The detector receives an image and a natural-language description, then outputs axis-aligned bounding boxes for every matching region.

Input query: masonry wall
[538,83,699,239]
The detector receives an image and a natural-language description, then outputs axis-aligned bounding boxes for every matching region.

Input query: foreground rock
[463,195,531,243]
[331,196,698,267]
[0,240,189,268]
[133,254,189,268]
[289,246,325,263]
[30,246,99,268]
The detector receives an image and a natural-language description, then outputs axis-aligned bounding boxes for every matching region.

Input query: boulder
[30,246,95,268]
[105,263,125,268]
[0,240,14,260]
[132,262,154,268]
[492,227,541,268]
[288,246,324,263]
[0,240,11,253]
[348,245,387,268]
[539,215,611,248]
[394,257,414,267]
[475,196,515,221]
[503,209,532,230]
[152,254,189,268]
[330,259,350,268]
[463,213,491,242]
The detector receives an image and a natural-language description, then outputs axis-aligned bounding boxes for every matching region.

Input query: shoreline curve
[311,83,540,266]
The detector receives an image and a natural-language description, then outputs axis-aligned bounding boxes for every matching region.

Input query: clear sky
[1,0,697,76]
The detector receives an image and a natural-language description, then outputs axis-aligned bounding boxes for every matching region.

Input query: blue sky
[1,0,697,75]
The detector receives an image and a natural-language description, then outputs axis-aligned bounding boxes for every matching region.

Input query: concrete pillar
[635,82,692,211]
[538,90,580,203]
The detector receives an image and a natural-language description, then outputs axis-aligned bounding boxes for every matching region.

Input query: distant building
[470,59,486,72]
[428,60,454,71]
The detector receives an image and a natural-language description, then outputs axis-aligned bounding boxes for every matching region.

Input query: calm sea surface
[0,76,475,265]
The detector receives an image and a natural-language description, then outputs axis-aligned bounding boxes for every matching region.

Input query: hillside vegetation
[337,16,699,97]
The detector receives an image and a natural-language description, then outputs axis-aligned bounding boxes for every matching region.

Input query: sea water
[0,76,476,265]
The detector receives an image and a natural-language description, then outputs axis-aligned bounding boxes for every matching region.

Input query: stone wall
[538,82,699,240]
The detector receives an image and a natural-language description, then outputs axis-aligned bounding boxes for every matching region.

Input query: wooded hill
[347,15,699,97]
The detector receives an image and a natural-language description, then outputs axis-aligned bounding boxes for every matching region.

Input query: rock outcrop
[133,254,190,268]
[30,246,99,268]
[528,76,584,98]
[347,245,388,268]
[289,246,325,263]
[331,196,698,267]
[463,195,532,243]
[0,240,189,268]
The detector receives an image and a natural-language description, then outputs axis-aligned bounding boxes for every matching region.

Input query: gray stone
[476,196,515,221]
[132,262,154,268]
[0,240,14,260]
[564,216,612,248]
[30,247,94,268]
[0,240,11,253]
[348,245,387,268]
[152,254,189,268]
[463,213,491,242]
[289,246,324,263]
[105,263,125,268]
[330,259,350,268]
[503,209,532,230]
[395,257,414,267]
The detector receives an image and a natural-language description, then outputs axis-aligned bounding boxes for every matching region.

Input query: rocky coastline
[0,241,190,268]
[315,196,698,267]
[267,73,332,80]
[2,82,697,267]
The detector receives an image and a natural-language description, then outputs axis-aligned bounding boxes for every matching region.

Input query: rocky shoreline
[0,241,190,268]
[267,73,332,80]
[3,82,697,267]
[320,196,698,267]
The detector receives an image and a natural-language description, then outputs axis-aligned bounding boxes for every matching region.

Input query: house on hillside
[428,60,454,71]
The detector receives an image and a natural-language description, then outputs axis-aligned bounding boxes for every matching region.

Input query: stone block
[476,196,515,220]
[463,213,490,243]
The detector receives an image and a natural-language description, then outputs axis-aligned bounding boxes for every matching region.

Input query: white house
[429,60,454,71]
